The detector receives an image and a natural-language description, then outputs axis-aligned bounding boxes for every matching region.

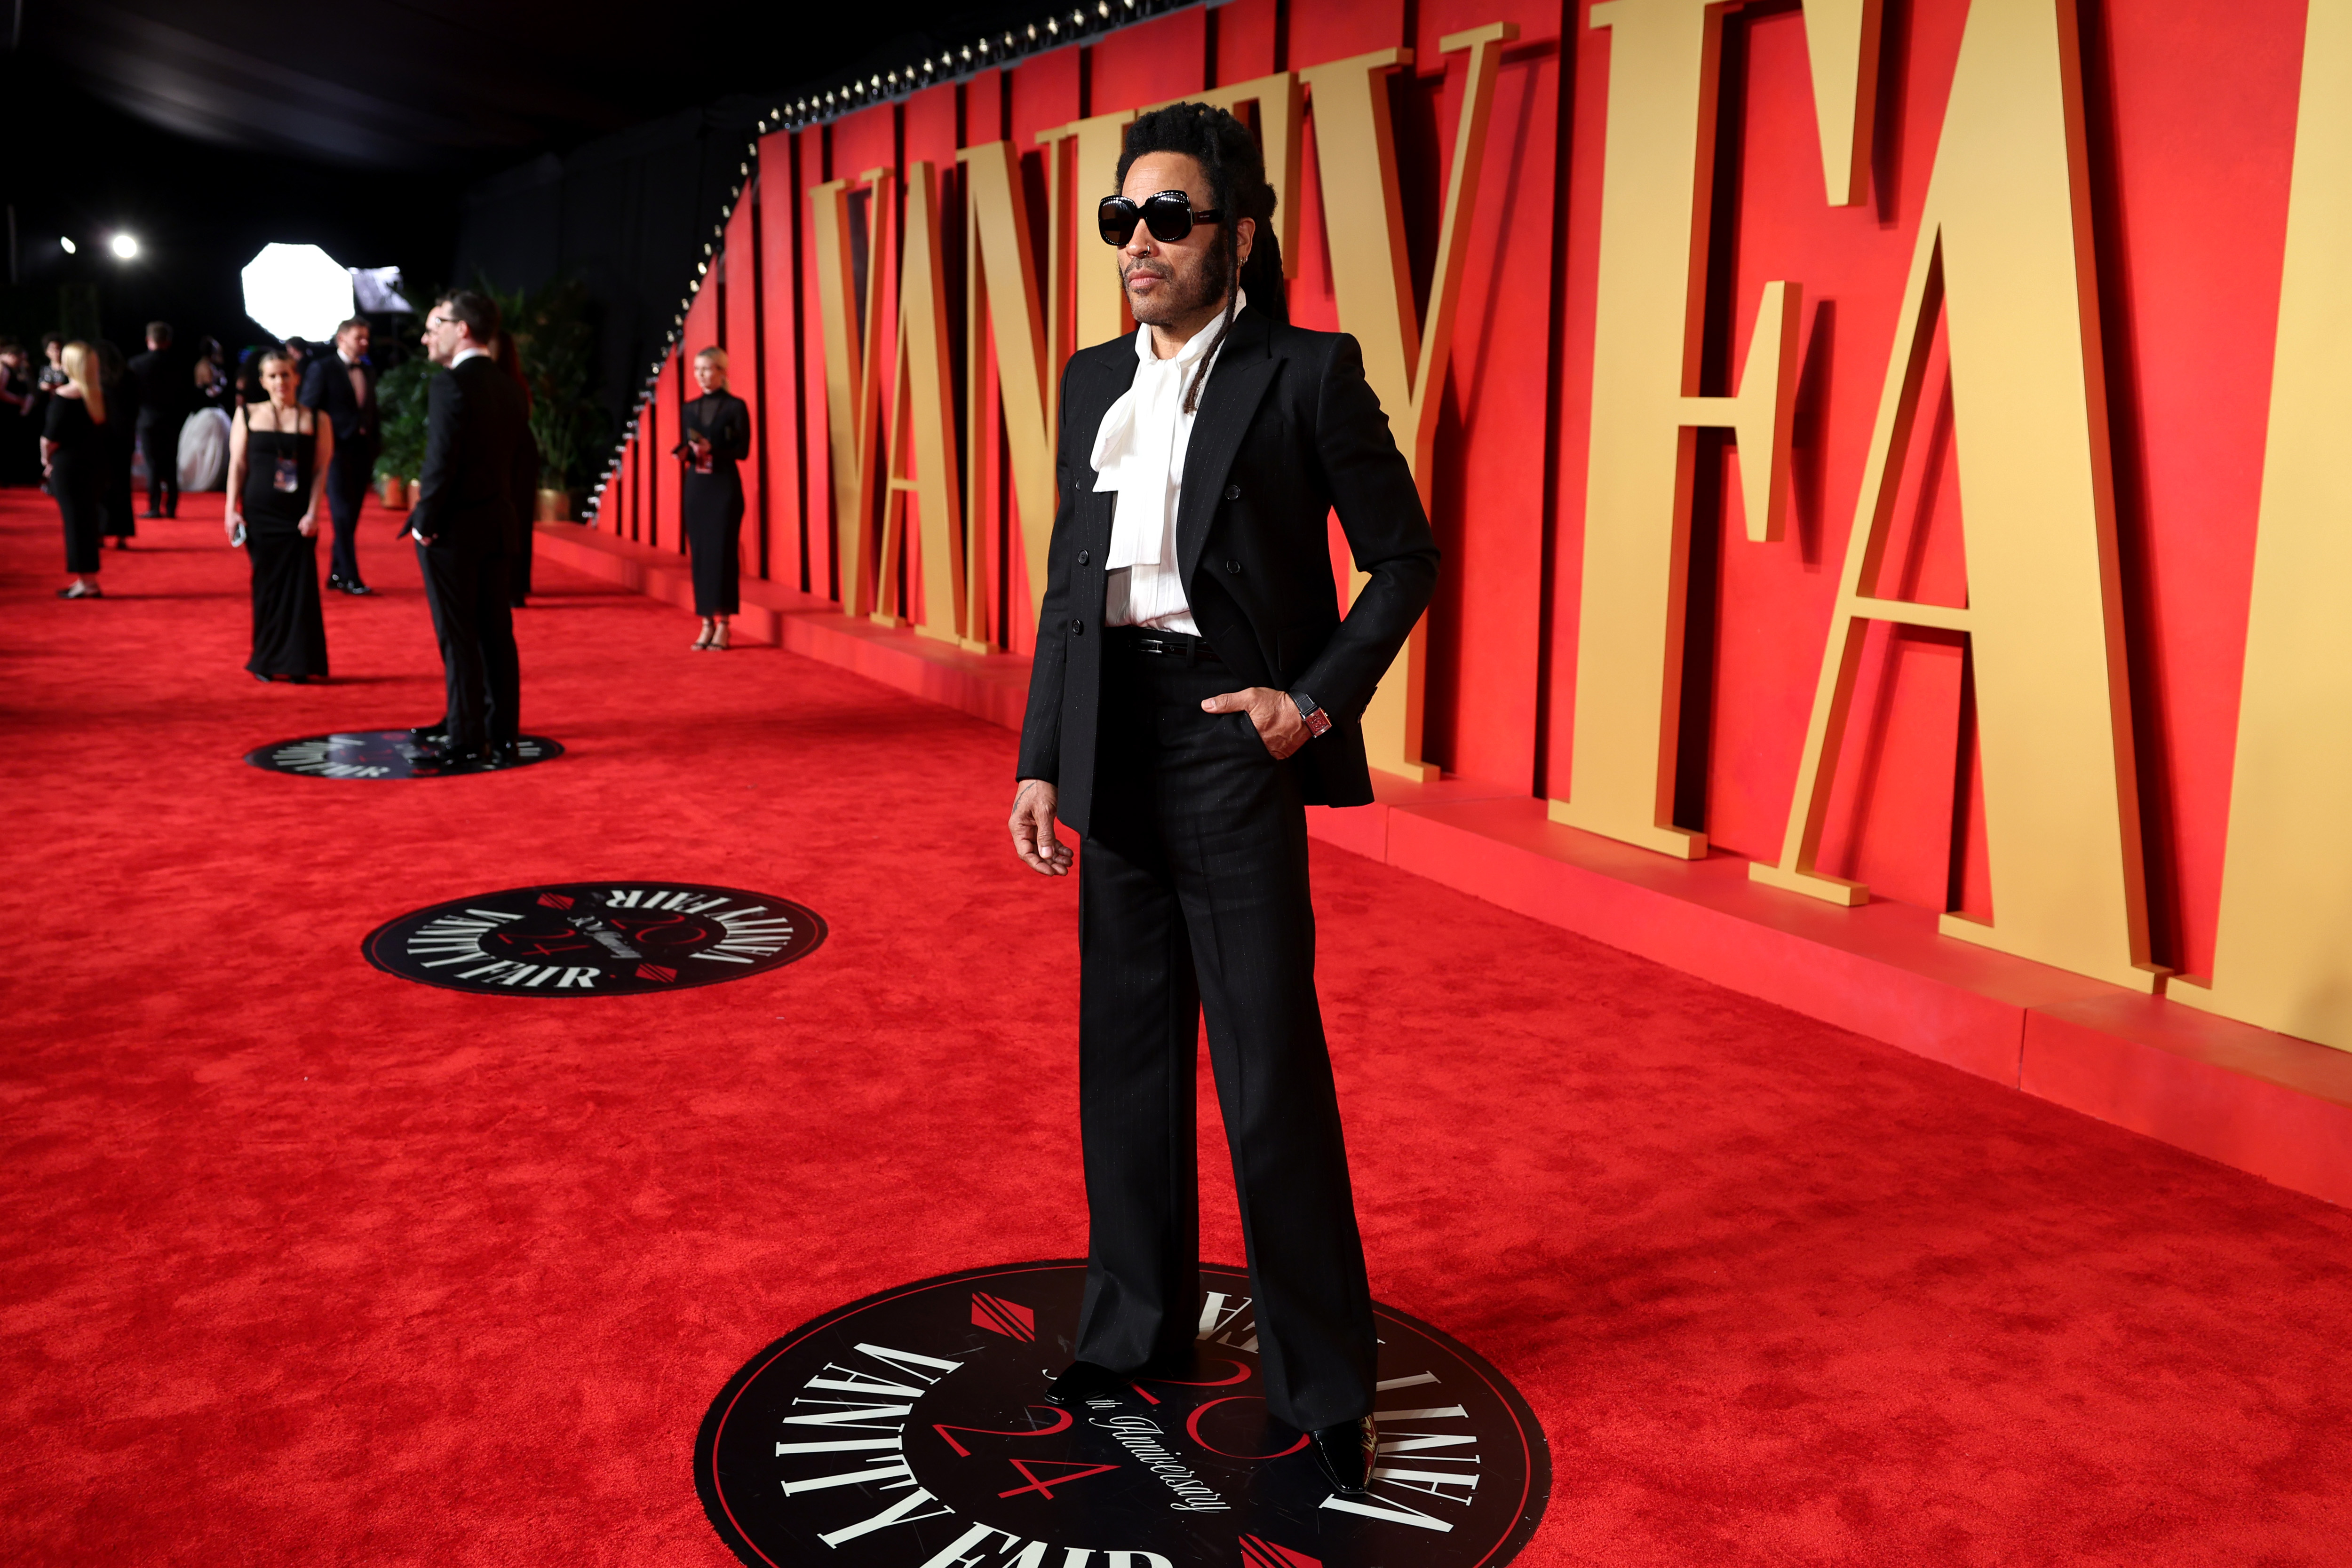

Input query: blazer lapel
[1176,309,1278,589]
[1068,343,1142,550]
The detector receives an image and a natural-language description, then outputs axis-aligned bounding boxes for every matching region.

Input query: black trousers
[136,415,177,516]
[1073,635,1376,1433]
[416,541,519,752]
[324,447,374,584]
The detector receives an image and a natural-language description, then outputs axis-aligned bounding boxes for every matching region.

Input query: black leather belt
[1108,626,1224,666]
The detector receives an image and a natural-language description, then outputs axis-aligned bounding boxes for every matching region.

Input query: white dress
[178,408,231,491]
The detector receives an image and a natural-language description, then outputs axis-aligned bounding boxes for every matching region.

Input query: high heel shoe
[691,622,714,651]
[710,623,731,651]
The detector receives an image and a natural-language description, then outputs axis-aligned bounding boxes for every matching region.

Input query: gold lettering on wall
[1299,24,1517,782]
[1804,0,1884,206]
[1749,0,2161,994]
[2172,0,2352,1049]
[874,161,966,642]
[810,168,894,617]
[1550,0,1882,854]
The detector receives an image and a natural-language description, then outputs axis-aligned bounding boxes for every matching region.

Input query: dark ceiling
[6,0,1024,348]
[24,0,1025,171]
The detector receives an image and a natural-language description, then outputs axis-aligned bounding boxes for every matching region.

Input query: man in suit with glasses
[1008,102,1438,1497]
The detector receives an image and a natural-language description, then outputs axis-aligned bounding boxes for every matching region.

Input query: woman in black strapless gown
[224,348,334,682]
[675,346,750,650]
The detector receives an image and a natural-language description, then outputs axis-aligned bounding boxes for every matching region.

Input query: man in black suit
[1009,103,1438,1496]
[301,316,381,594]
[409,291,534,768]
[127,322,188,518]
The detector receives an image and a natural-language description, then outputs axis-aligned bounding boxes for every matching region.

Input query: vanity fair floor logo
[363,882,824,995]
[245,730,563,778]
[695,1261,1548,1568]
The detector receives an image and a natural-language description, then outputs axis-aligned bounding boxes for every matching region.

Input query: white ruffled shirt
[1091,293,1244,634]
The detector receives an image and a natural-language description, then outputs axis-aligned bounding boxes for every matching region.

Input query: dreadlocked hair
[1115,101,1286,413]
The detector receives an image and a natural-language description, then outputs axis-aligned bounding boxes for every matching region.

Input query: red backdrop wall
[596,0,2308,986]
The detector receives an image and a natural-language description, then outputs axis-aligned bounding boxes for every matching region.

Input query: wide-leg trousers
[1073,637,1376,1433]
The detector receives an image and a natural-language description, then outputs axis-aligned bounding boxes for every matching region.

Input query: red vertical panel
[652,353,680,553]
[904,81,963,631]
[758,132,807,593]
[2090,0,2300,977]
[1396,0,1561,790]
[1287,0,1406,63]
[1089,8,1207,109]
[722,189,764,581]
[830,103,902,607]
[1003,50,1083,656]
[1213,0,1280,82]
[799,127,835,599]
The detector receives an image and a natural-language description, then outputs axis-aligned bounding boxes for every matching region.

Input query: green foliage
[374,357,440,482]
[484,276,610,493]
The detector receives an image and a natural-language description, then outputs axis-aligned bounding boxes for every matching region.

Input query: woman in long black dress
[224,348,334,682]
[41,342,107,599]
[675,346,749,650]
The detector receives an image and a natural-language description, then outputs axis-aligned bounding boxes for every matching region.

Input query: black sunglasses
[1099,191,1224,246]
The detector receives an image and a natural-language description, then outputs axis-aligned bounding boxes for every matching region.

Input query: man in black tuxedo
[127,322,188,518]
[1009,103,1438,1496]
[301,317,381,594]
[409,291,534,768]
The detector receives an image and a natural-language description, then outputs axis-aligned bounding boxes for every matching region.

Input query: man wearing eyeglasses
[1008,102,1438,1497]
[408,291,534,769]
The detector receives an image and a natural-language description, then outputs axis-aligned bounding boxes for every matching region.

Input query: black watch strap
[1289,691,1333,739]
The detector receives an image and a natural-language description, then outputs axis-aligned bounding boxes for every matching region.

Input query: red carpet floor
[4,485,2350,1567]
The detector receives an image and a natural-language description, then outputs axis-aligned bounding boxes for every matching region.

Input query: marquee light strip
[589,0,1199,516]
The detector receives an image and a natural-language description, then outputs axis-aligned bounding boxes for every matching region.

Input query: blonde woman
[673,345,749,649]
[40,341,106,598]
[224,348,334,681]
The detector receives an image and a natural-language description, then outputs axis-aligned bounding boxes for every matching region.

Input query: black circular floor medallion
[696,1261,1548,1568]
[363,882,825,995]
[245,730,563,778]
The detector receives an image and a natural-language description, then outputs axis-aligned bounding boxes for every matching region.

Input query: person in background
[224,347,333,682]
[194,338,230,411]
[490,328,540,608]
[178,340,233,493]
[92,341,138,548]
[38,333,68,393]
[41,342,107,598]
[675,345,749,650]
[0,342,40,485]
[128,321,190,519]
[408,291,533,768]
[301,316,381,595]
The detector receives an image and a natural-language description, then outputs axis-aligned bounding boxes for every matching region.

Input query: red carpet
[3,484,2349,1566]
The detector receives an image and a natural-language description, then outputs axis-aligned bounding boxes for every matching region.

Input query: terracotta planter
[379,475,408,510]
[534,487,570,523]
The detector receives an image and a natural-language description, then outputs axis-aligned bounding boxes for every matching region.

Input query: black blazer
[1017,306,1439,835]
[127,348,191,423]
[411,356,536,558]
[300,353,379,454]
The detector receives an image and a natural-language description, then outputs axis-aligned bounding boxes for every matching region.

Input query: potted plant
[374,357,440,512]
[486,277,609,524]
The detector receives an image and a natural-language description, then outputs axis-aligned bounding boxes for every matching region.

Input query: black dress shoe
[407,723,450,744]
[1042,1361,1134,1409]
[1308,1416,1377,1495]
[409,742,482,770]
[342,581,375,596]
[478,742,523,770]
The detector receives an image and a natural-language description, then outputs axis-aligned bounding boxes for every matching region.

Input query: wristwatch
[1289,691,1333,739]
